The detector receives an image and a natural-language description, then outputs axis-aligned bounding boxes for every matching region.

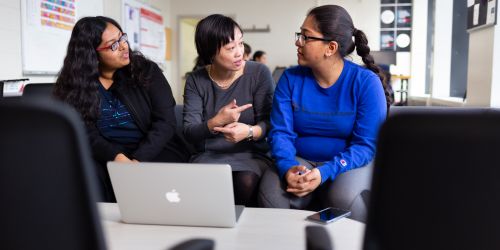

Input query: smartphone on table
[306,207,351,224]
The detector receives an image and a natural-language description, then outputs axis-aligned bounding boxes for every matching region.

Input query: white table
[98,203,365,250]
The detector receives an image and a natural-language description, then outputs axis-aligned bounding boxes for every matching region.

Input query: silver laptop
[107,162,244,228]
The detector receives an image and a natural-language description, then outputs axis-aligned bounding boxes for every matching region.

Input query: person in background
[183,14,274,207]
[252,50,268,65]
[243,42,252,61]
[259,5,392,221]
[54,16,190,202]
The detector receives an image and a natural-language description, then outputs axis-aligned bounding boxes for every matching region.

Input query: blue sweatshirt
[269,60,387,184]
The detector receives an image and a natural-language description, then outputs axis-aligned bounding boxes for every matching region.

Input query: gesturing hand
[213,122,251,143]
[213,99,252,127]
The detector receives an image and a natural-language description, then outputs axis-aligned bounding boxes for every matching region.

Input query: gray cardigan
[183,61,274,153]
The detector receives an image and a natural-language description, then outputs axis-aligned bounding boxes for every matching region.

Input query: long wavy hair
[53,16,154,125]
[308,5,394,108]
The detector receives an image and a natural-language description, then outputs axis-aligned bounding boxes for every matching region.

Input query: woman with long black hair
[54,16,189,202]
[259,5,392,221]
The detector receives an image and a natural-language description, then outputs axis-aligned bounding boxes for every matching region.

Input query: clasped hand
[213,122,250,143]
[285,166,322,197]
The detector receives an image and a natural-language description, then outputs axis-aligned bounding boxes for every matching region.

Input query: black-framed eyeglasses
[96,33,128,52]
[295,32,332,46]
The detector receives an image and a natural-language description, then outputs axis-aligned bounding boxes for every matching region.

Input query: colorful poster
[124,4,141,51]
[123,0,166,64]
[139,8,166,64]
[40,0,76,31]
[381,31,395,51]
[396,6,412,28]
[380,0,412,52]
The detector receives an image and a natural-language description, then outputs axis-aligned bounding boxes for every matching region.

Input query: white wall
[490,22,500,108]
[7,1,495,107]
[0,0,104,84]
[409,0,428,97]
[465,22,500,108]
[0,0,174,94]
[466,28,494,106]
[431,0,453,99]
[169,0,385,102]
[104,0,176,96]
[169,0,314,101]
[0,1,26,81]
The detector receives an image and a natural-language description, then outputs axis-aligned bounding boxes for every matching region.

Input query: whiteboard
[21,0,103,75]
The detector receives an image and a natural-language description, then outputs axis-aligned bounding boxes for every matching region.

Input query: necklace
[208,65,239,89]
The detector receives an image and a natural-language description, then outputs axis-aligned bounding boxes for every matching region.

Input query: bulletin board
[122,0,166,64]
[380,0,412,52]
[20,0,103,75]
[467,0,497,31]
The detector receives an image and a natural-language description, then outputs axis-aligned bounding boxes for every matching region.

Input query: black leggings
[232,171,260,207]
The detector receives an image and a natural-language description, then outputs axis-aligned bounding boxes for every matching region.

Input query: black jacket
[87,64,186,163]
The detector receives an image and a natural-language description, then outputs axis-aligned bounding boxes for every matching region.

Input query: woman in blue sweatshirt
[258,5,392,221]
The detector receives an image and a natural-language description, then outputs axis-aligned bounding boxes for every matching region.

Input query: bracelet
[246,125,254,141]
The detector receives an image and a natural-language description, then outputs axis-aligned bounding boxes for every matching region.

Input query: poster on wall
[140,8,166,64]
[21,0,77,74]
[467,0,497,31]
[39,0,76,30]
[122,0,166,65]
[124,4,140,51]
[380,0,412,52]
[396,6,412,28]
[381,31,395,50]
[21,0,103,75]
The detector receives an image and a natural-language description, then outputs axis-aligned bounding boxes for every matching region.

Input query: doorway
[178,17,201,96]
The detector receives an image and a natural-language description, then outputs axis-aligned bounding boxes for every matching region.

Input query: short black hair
[195,14,243,65]
[252,50,265,61]
[244,43,252,56]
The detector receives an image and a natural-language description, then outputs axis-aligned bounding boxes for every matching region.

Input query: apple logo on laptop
[165,189,181,203]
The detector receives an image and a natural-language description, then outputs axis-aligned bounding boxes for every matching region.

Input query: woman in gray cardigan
[183,14,274,207]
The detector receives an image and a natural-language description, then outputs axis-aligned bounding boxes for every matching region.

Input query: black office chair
[306,226,333,250]
[0,99,106,250]
[364,109,500,250]
[272,66,287,86]
[22,83,54,99]
[169,238,214,250]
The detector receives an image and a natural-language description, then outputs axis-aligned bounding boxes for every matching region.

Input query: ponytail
[307,5,393,111]
[353,29,394,109]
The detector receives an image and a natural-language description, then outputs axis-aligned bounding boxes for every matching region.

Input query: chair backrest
[0,99,106,250]
[22,83,55,99]
[364,109,500,250]
[306,226,333,250]
[272,66,287,85]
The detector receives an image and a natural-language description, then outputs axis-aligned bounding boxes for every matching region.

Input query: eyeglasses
[295,32,332,46]
[96,33,128,52]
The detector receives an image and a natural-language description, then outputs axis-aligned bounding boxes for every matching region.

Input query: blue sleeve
[268,71,300,179]
[317,74,387,184]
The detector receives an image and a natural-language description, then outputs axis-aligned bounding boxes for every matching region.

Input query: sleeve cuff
[276,159,300,179]
[317,162,339,184]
